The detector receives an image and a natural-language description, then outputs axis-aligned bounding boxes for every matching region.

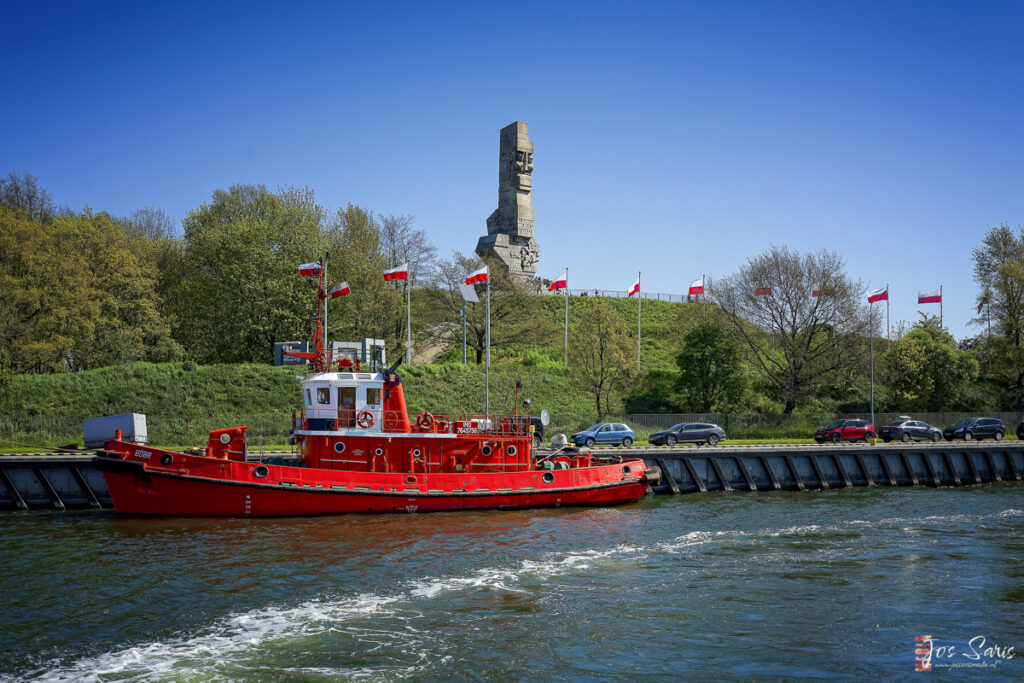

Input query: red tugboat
[96,259,658,516]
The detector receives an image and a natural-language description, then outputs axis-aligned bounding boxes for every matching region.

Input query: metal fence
[3,411,1023,449]
[564,289,690,303]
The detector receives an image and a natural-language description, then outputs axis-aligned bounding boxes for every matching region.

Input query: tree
[885,315,977,411]
[121,206,177,239]
[0,206,170,372]
[0,171,57,224]
[378,214,437,283]
[971,223,1024,408]
[570,300,637,416]
[712,246,869,413]
[168,185,326,363]
[675,322,745,412]
[424,252,552,364]
[325,204,404,359]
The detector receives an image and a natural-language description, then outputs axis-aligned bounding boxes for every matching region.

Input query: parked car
[943,417,1006,442]
[649,423,726,446]
[879,417,943,443]
[1017,420,1024,441]
[571,422,634,448]
[813,419,875,443]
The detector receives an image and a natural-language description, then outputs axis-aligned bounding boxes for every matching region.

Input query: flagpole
[939,285,943,329]
[870,302,875,430]
[406,277,412,365]
[322,258,329,369]
[886,283,890,342]
[702,273,706,321]
[564,266,569,367]
[637,270,642,370]
[485,277,490,416]
[461,304,467,364]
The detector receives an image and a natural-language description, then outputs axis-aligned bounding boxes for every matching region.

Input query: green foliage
[624,369,681,413]
[166,185,326,363]
[972,223,1024,408]
[674,322,746,412]
[569,299,639,416]
[884,316,978,411]
[0,206,171,372]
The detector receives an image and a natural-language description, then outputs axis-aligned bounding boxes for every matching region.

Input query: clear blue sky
[3,1,1022,340]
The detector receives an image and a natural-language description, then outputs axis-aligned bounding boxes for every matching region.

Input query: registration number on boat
[133,449,153,460]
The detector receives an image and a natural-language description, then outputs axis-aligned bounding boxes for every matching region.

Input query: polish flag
[627,278,640,297]
[867,286,888,303]
[688,277,704,296]
[918,288,941,304]
[383,263,409,281]
[329,282,350,299]
[755,287,772,296]
[466,266,488,285]
[548,272,568,292]
[298,262,320,277]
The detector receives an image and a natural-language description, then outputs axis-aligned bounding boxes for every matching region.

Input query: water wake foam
[28,508,1020,681]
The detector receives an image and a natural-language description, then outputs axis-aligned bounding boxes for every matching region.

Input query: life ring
[357,411,374,428]
[417,412,434,431]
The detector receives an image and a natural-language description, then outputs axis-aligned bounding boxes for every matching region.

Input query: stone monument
[476,121,539,277]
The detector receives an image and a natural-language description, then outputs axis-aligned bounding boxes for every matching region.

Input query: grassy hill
[0,295,715,449]
[0,361,607,449]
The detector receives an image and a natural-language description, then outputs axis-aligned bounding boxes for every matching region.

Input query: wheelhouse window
[317,387,331,405]
[366,388,381,405]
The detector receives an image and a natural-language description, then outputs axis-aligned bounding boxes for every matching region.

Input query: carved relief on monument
[476,121,539,277]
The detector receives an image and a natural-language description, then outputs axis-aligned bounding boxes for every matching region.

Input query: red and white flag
[755,287,772,296]
[867,286,888,303]
[383,263,409,281]
[689,277,704,296]
[298,262,320,277]
[329,282,350,299]
[548,272,568,292]
[918,288,941,304]
[627,277,640,297]
[466,265,488,285]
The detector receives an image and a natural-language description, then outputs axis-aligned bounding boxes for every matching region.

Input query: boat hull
[96,449,654,517]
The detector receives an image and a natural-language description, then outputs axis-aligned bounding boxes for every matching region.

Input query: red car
[814,419,876,443]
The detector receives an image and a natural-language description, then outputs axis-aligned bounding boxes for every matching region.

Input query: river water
[1,485,1021,681]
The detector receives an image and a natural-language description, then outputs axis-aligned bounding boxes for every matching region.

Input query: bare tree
[0,171,56,223]
[121,206,177,239]
[712,246,869,413]
[378,214,438,283]
[570,300,638,416]
[424,252,552,363]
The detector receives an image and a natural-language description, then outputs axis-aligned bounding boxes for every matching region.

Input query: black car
[1018,420,1024,441]
[879,417,942,443]
[649,423,726,447]
[943,417,1006,442]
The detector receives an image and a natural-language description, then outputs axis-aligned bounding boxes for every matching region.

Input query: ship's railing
[295,409,536,437]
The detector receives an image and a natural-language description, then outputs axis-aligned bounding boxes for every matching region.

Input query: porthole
[622,465,632,476]
[541,472,555,484]
[412,448,422,458]
[219,433,231,444]
[374,447,384,457]
[333,441,346,454]
[506,445,517,456]
[159,453,173,466]
[254,465,269,479]
[406,475,417,484]
[481,445,493,457]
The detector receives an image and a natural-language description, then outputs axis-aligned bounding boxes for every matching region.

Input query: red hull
[97,444,654,517]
